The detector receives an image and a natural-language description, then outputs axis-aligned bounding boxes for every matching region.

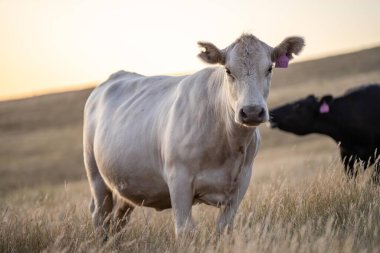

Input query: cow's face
[270,95,321,135]
[198,34,304,127]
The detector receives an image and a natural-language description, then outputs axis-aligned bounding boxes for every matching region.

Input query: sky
[0,0,380,100]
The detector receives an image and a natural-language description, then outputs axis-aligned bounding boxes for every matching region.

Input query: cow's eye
[225,68,235,80]
[267,66,273,76]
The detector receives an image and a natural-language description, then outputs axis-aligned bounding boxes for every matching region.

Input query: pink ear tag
[275,55,289,68]
[319,102,330,114]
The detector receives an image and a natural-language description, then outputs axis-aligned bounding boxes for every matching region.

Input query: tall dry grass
[1,158,379,253]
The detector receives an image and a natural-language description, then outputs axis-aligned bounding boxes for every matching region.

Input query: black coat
[270,84,380,180]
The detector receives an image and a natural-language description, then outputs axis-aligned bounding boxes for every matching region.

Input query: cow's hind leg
[92,178,113,239]
[112,197,134,233]
[84,151,113,240]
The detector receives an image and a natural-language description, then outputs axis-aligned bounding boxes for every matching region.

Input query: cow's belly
[194,193,231,206]
[100,164,241,210]
[117,185,172,211]
[112,177,237,210]
[100,163,172,210]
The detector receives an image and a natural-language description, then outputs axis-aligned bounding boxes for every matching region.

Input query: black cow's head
[270,94,333,135]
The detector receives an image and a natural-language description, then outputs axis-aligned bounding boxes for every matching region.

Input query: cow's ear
[320,95,333,104]
[197,42,225,65]
[271,36,305,62]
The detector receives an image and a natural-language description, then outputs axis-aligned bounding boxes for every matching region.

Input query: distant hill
[271,46,380,88]
[0,89,91,133]
[0,46,379,195]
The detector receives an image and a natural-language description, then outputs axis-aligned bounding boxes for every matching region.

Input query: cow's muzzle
[238,106,267,126]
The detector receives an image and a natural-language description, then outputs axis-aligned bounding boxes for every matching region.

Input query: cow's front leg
[167,167,195,238]
[216,164,252,234]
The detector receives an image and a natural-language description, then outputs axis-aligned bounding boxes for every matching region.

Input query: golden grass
[1,160,380,253]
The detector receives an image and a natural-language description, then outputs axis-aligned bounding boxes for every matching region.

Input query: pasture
[1,47,380,252]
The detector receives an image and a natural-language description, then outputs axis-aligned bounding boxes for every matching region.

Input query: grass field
[1,47,380,252]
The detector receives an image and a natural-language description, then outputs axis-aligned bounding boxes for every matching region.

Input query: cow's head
[198,34,304,127]
[270,95,334,135]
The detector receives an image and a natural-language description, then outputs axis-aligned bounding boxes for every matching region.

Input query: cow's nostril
[258,108,265,119]
[240,109,248,119]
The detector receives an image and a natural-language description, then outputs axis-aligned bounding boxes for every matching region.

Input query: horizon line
[1,43,379,103]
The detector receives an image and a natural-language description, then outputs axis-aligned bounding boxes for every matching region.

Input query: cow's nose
[239,106,266,125]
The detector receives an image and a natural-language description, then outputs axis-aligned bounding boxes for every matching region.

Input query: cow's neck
[313,116,343,143]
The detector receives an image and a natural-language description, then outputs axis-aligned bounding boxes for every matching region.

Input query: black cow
[270,84,380,181]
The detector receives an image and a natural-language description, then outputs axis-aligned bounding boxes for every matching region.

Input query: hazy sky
[0,0,380,100]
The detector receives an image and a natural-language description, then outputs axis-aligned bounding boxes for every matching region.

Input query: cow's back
[86,71,185,117]
[337,84,380,135]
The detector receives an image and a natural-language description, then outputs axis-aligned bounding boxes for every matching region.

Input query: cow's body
[84,34,304,238]
[84,68,259,211]
[270,84,380,180]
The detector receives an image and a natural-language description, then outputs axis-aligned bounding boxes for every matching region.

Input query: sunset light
[0,0,379,100]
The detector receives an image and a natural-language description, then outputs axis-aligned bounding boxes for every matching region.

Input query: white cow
[83,34,304,238]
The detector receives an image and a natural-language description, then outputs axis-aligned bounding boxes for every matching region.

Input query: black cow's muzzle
[269,120,278,128]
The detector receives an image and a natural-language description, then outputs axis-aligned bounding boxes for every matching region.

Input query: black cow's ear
[320,95,333,104]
